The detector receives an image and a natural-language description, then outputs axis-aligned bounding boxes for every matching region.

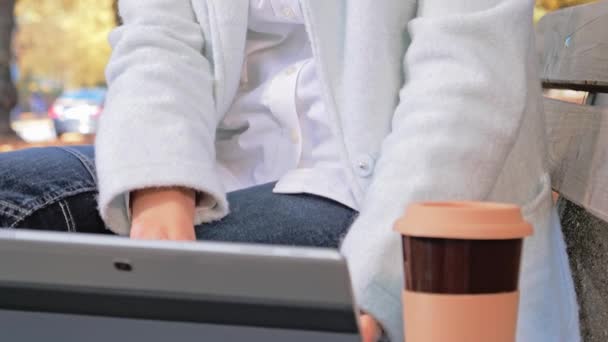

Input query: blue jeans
[0,146,357,248]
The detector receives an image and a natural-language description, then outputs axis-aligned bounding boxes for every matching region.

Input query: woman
[0,1,579,340]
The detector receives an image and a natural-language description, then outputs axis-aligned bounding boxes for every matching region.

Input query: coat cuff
[341,210,405,342]
[97,161,229,236]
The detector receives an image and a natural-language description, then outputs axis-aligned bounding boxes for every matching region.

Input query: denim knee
[0,146,97,228]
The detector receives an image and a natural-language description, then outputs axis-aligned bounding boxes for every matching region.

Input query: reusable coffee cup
[394,202,533,342]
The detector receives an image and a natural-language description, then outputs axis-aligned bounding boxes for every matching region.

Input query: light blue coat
[97,1,579,340]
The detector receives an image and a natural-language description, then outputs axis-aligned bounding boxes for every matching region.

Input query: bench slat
[537,1,608,92]
[545,97,608,222]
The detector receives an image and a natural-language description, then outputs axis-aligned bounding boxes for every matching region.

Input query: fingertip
[360,315,380,342]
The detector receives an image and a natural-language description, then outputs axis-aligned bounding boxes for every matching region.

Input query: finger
[130,223,149,239]
[130,225,168,240]
[360,314,381,342]
[168,225,196,241]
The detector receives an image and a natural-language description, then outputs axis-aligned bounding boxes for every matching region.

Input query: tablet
[0,229,360,341]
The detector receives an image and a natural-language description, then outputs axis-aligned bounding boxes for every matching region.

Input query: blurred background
[0,0,117,150]
[0,0,598,151]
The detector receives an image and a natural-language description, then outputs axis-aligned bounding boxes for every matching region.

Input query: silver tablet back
[0,230,360,341]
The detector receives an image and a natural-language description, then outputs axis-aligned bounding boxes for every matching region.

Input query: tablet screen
[0,283,360,342]
[0,310,360,342]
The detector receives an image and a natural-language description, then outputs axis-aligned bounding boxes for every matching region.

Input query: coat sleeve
[95,0,229,235]
[340,1,536,340]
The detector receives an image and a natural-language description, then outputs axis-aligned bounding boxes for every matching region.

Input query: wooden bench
[537,2,608,341]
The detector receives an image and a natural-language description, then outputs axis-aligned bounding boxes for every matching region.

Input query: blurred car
[10,110,57,143]
[48,88,106,136]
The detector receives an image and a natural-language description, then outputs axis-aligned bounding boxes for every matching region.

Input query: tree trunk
[0,0,17,138]
[113,0,122,26]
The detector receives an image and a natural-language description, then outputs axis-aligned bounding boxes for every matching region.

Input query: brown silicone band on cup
[403,290,519,342]
[403,236,522,294]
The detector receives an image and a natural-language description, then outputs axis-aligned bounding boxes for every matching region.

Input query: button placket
[262,60,308,166]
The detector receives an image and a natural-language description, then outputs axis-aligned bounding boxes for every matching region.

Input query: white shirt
[216,0,357,209]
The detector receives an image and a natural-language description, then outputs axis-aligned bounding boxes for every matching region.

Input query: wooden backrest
[537,0,608,222]
[536,1,608,92]
[537,4,608,340]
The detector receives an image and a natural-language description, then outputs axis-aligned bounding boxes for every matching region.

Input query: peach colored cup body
[394,202,533,342]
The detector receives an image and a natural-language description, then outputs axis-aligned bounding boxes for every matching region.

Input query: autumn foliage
[14,0,116,89]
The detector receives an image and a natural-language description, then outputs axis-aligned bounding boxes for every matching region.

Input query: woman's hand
[130,187,196,241]
[360,313,382,342]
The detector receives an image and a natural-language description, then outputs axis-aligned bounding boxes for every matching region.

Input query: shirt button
[262,93,271,106]
[290,129,300,144]
[355,155,375,178]
[282,6,296,19]
[284,65,298,76]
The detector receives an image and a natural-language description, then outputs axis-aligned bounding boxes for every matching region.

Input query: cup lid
[394,201,533,240]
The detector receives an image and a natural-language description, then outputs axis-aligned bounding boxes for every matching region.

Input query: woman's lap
[0,146,355,248]
[199,183,357,247]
